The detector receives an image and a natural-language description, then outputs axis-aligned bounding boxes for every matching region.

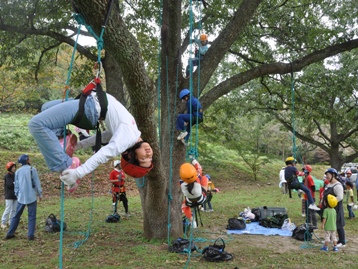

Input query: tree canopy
[1,0,358,239]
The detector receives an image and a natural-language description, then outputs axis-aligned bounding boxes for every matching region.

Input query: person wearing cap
[109,160,129,217]
[322,168,346,248]
[5,154,42,241]
[1,162,17,229]
[284,157,320,211]
[28,91,154,192]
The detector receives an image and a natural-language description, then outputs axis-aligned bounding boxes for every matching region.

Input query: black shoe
[28,236,35,241]
[5,234,15,240]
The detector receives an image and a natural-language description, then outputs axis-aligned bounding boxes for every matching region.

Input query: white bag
[281,218,296,231]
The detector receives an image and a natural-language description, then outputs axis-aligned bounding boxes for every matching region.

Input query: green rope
[291,66,297,159]
[59,20,82,269]
[68,172,95,248]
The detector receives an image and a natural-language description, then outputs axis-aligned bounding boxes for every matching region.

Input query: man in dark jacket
[1,162,17,229]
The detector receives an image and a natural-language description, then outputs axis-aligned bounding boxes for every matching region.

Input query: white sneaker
[337,243,346,248]
[1,223,7,229]
[125,213,131,217]
[177,131,188,140]
[308,204,321,211]
[302,214,306,217]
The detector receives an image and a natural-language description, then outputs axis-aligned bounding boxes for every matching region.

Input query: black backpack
[202,238,233,262]
[168,238,196,253]
[45,214,67,233]
[106,212,121,223]
[226,218,246,230]
[292,223,315,241]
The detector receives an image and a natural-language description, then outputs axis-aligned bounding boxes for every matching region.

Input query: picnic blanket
[227,222,292,237]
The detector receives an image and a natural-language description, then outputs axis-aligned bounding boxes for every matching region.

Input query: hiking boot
[59,134,77,157]
[308,204,320,211]
[5,234,15,240]
[320,246,328,251]
[177,131,188,140]
[332,246,338,252]
[1,223,7,229]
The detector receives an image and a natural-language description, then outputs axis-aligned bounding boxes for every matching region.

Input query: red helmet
[346,170,352,175]
[120,156,153,178]
[304,165,312,173]
[6,162,16,171]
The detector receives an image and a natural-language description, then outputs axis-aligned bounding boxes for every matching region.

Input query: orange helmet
[179,163,197,183]
[200,34,208,41]
[6,162,16,171]
[304,165,312,173]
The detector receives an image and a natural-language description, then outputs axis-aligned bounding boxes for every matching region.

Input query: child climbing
[176,89,203,144]
[180,159,208,226]
[185,33,209,79]
[109,160,130,217]
[284,157,320,211]
[28,79,153,192]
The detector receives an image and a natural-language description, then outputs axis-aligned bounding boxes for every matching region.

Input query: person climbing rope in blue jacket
[176,89,203,145]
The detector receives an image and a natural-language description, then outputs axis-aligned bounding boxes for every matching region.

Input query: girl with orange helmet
[1,162,17,229]
[180,159,208,226]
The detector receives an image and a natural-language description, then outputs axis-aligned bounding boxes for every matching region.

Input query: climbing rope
[58,2,114,268]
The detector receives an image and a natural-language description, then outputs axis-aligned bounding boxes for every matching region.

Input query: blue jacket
[14,164,42,204]
[186,96,203,119]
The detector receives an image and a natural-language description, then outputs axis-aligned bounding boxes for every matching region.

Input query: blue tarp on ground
[227,222,293,237]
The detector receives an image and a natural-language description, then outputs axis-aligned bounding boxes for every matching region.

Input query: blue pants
[28,97,98,172]
[296,183,315,205]
[7,201,37,238]
[176,114,202,142]
[186,55,204,77]
[347,204,355,218]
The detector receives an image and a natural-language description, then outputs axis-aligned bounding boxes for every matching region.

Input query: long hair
[186,182,195,195]
[122,141,147,166]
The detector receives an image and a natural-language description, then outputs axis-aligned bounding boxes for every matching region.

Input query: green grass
[1,172,358,269]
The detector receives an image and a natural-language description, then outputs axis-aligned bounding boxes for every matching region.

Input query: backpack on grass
[291,223,315,241]
[168,238,196,253]
[45,214,67,233]
[226,218,246,230]
[202,238,233,262]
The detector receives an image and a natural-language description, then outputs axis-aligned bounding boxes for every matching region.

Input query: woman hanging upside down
[28,78,154,192]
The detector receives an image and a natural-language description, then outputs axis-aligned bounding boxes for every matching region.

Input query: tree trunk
[73,0,183,240]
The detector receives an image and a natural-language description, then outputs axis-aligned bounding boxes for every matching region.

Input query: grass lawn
[1,163,358,269]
